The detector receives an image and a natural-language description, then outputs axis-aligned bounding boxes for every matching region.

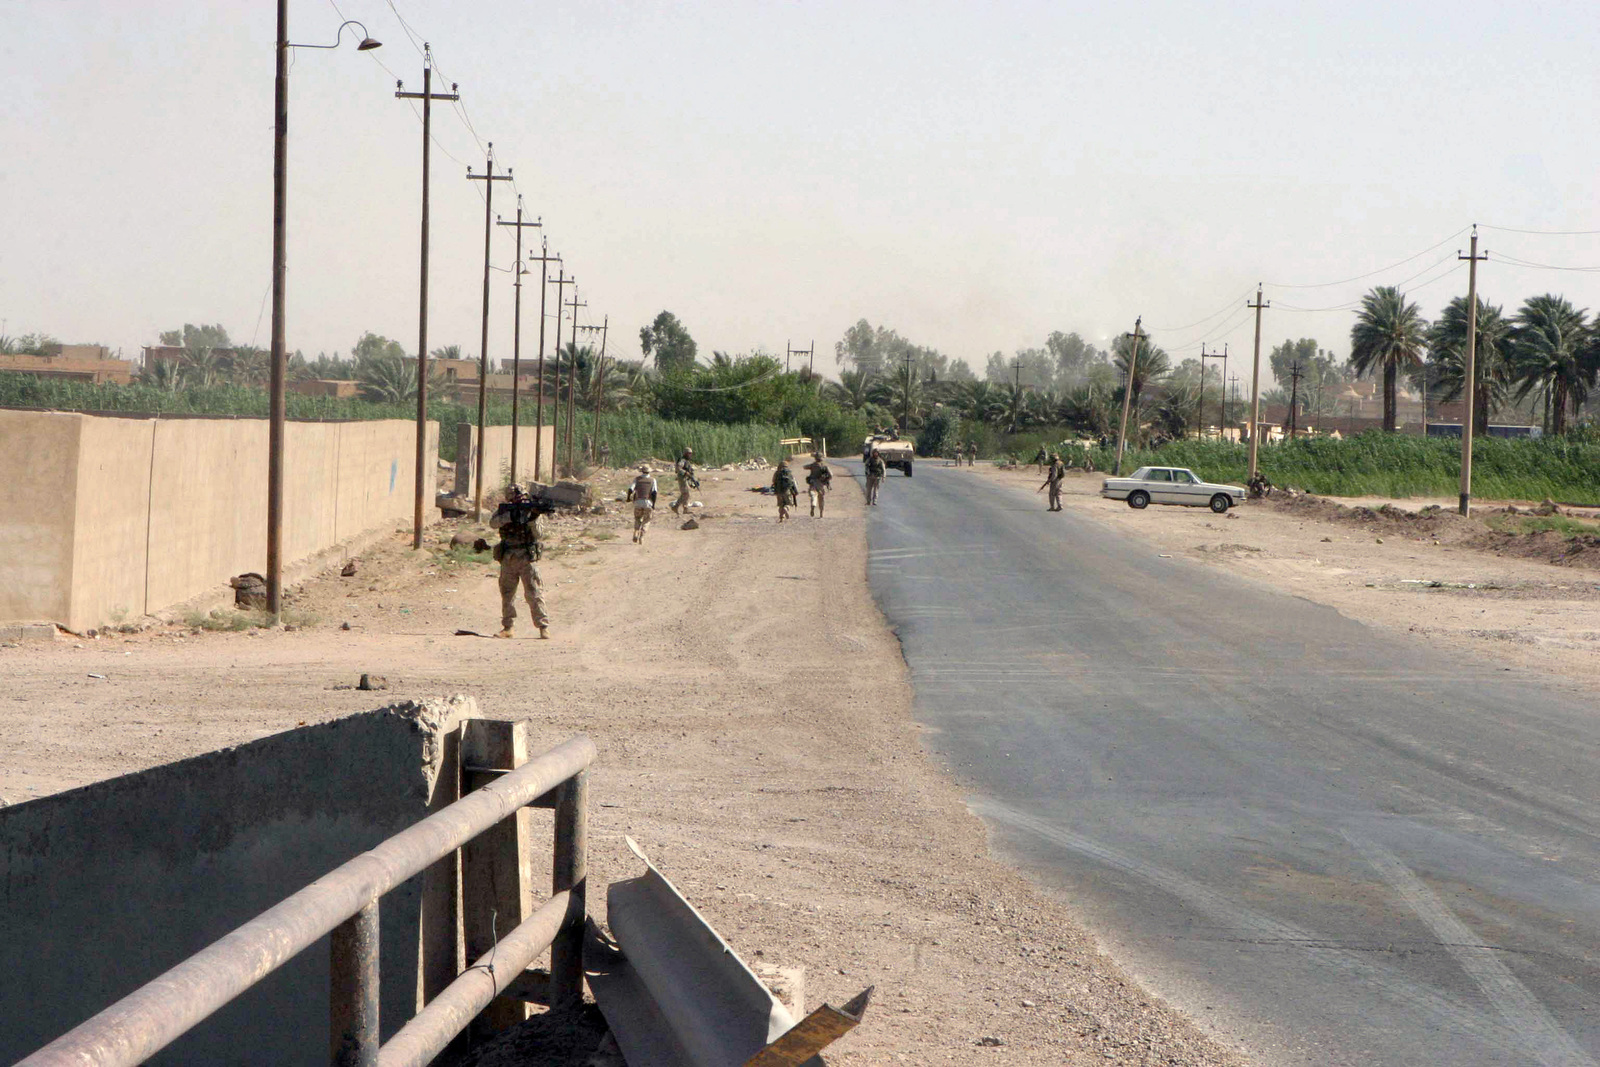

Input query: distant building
[0,346,136,385]
[289,379,361,399]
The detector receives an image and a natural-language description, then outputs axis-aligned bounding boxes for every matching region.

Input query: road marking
[1343,832,1594,1067]
[973,799,1536,1059]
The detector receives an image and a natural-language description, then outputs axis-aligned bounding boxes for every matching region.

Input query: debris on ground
[356,674,388,691]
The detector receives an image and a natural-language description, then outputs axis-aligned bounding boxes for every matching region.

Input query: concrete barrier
[0,410,438,629]
[0,697,479,1066]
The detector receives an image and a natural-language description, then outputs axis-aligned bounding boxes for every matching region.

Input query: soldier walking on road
[626,464,658,544]
[966,441,978,467]
[772,458,798,522]
[672,447,698,516]
[1034,445,1049,473]
[804,451,832,518]
[864,445,886,505]
[489,484,550,639]
[1039,454,1066,512]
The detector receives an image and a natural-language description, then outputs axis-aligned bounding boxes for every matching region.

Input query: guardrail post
[461,720,533,1040]
[330,900,379,1067]
[551,769,588,1004]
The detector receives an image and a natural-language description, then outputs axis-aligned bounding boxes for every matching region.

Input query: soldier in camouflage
[489,484,550,639]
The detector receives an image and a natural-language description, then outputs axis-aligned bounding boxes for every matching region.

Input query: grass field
[1064,433,1600,505]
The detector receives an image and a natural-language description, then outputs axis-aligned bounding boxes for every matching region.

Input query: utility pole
[809,340,815,376]
[528,242,561,482]
[497,201,542,483]
[579,318,609,462]
[546,266,574,478]
[1200,345,1225,440]
[396,56,458,550]
[1285,362,1304,438]
[1459,226,1488,516]
[785,339,793,373]
[1246,285,1270,480]
[1228,373,1240,438]
[466,147,513,520]
[1113,317,1143,476]
[901,354,916,434]
[563,289,588,475]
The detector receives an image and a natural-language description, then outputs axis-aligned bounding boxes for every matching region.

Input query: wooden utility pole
[1228,373,1240,436]
[397,58,459,549]
[1459,226,1488,516]
[497,202,542,484]
[528,242,561,482]
[1113,317,1143,475]
[1246,285,1270,480]
[900,354,916,434]
[1200,345,1225,440]
[563,289,588,476]
[546,267,574,479]
[466,147,513,520]
[1285,362,1304,438]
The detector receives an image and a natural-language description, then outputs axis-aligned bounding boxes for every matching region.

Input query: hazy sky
[6,0,1600,388]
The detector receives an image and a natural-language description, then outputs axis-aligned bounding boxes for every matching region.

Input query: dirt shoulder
[0,464,1242,1065]
[976,464,1600,699]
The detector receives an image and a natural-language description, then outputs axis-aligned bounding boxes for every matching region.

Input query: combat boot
[539,626,550,639]
[496,627,514,639]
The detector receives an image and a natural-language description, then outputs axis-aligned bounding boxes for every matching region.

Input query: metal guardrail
[17,733,595,1067]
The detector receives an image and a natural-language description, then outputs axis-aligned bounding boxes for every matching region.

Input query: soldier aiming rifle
[489,483,554,639]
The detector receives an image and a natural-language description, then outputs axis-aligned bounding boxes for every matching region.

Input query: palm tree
[227,345,270,387]
[827,368,878,412]
[138,358,184,392]
[1509,294,1594,435]
[1426,296,1513,435]
[1349,286,1427,432]
[954,380,1007,425]
[1061,383,1115,438]
[178,346,225,389]
[355,353,440,403]
[1112,335,1170,409]
[430,344,464,361]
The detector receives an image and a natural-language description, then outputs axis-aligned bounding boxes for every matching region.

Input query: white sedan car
[1101,466,1246,513]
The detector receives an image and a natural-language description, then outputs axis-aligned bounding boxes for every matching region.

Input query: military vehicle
[862,433,915,477]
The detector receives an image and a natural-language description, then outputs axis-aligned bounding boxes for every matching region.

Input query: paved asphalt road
[850,460,1600,1067]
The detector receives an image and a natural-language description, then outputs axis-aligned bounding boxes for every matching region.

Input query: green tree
[1112,334,1170,409]
[639,311,698,374]
[1349,286,1427,432]
[827,368,878,412]
[430,344,464,361]
[160,323,232,351]
[227,345,269,387]
[353,332,407,363]
[1426,296,1514,435]
[1510,294,1594,435]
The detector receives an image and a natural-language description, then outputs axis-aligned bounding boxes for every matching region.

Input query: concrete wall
[0,698,477,1066]
[465,423,558,488]
[0,411,81,624]
[0,410,438,629]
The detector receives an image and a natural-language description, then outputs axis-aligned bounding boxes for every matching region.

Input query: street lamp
[267,6,380,618]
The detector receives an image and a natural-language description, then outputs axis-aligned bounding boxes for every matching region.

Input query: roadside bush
[916,410,960,457]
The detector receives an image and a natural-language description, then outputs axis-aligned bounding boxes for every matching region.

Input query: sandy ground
[978,463,1600,700]
[0,464,1242,1066]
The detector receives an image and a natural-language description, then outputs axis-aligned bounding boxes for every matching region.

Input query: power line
[1147,289,1255,334]
[1480,224,1600,236]
[1264,227,1468,290]
[1483,250,1600,273]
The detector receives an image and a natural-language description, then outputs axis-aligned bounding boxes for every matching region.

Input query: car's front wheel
[1210,493,1231,514]
[1127,490,1150,509]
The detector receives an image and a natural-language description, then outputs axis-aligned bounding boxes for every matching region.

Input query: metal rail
[19,733,596,1067]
